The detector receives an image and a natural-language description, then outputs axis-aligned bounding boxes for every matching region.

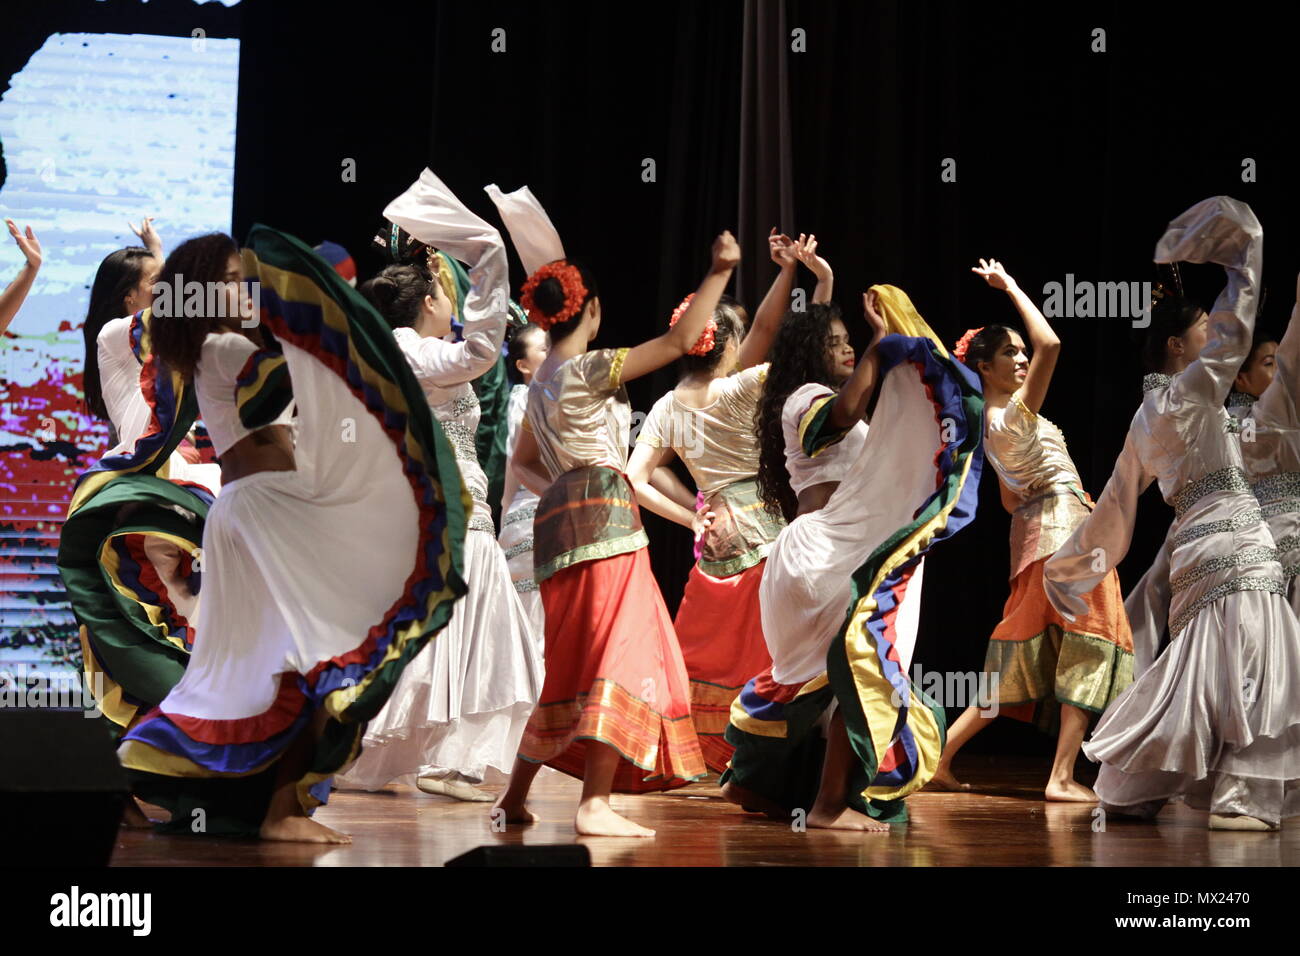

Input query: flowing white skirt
[336,528,544,787]
[1086,589,1300,825]
[138,338,422,727]
[760,367,935,687]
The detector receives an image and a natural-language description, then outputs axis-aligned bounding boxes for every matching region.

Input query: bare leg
[927,704,994,791]
[259,707,352,844]
[806,711,889,832]
[491,756,543,824]
[574,742,655,837]
[1044,703,1096,802]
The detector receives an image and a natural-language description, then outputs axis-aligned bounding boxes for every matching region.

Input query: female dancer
[61,224,223,747]
[1045,196,1300,830]
[1,218,42,334]
[499,322,550,641]
[118,194,471,842]
[929,259,1133,800]
[336,182,542,800]
[489,233,735,837]
[1226,287,1300,608]
[721,288,984,829]
[624,231,822,771]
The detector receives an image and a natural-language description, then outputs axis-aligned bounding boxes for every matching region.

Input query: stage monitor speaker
[446,844,592,867]
[0,708,129,867]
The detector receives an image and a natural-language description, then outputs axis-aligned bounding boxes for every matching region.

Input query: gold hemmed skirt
[984,556,1134,732]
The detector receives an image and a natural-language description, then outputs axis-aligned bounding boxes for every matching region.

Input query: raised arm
[735,228,797,369]
[128,216,163,260]
[383,169,509,385]
[1250,271,1300,430]
[828,290,888,429]
[972,258,1059,414]
[795,233,833,305]
[618,232,741,384]
[1159,196,1264,407]
[0,219,42,335]
[1043,424,1154,620]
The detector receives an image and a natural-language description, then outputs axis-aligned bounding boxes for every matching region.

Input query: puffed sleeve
[575,347,629,395]
[1157,196,1264,409]
[1044,422,1155,620]
[785,382,846,458]
[636,392,672,448]
[984,392,1038,463]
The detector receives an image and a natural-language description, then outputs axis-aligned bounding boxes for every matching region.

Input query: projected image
[0,31,239,676]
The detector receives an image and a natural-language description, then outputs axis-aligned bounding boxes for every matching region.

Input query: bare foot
[807,805,891,832]
[417,774,494,802]
[575,798,655,838]
[259,815,352,844]
[491,793,538,825]
[1045,779,1097,802]
[720,780,789,818]
[1208,813,1279,832]
[925,768,971,793]
[121,798,155,829]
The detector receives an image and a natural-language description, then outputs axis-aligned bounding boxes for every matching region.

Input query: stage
[108,756,1299,867]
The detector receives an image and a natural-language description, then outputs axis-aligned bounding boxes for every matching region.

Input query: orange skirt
[674,560,772,772]
[986,556,1134,728]
[518,547,706,792]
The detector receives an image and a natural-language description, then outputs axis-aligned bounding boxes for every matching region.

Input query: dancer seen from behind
[492,233,739,837]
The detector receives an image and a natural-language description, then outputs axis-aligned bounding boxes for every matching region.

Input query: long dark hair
[1137,294,1202,373]
[359,263,436,330]
[678,296,746,377]
[82,247,156,420]
[755,303,843,521]
[148,233,241,380]
[529,261,598,344]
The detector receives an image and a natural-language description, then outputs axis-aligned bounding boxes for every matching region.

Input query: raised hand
[971,257,1016,292]
[794,233,832,282]
[768,227,797,268]
[128,216,163,258]
[6,219,41,271]
[712,230,741,272]
[863,289,886,340]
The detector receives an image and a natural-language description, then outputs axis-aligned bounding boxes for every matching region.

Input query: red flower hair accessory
[953,327,984,364]
[520,260,587,330]
[669,293,718,356]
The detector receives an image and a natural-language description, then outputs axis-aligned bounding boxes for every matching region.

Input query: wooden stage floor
[111,756,1300,867]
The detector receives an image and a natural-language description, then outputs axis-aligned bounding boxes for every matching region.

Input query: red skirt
[518,546,706,792]
[674,560,772,772]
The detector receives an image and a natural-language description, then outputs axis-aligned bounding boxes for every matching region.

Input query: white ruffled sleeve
[1158,196,1264,409]
[383,168,508,385]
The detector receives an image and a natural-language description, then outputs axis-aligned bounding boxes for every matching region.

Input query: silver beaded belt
[1172,466,1251,518]
[1170,507,1264,548]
